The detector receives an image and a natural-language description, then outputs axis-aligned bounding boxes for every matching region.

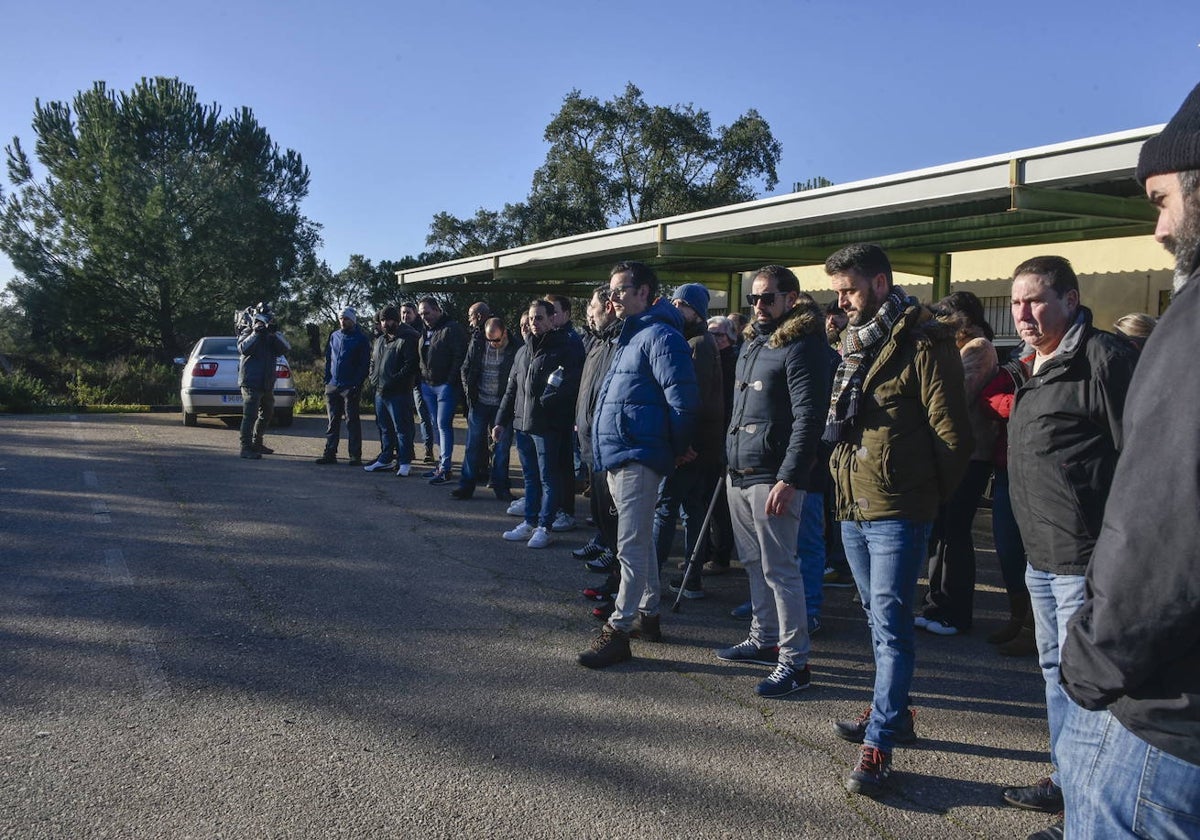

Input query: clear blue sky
[2,0,1198,286]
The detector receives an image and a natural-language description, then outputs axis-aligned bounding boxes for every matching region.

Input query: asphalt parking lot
[1,412,1060,839]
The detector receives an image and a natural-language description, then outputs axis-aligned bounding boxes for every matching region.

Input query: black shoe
[572,539,607,560]
[577,624,631,669]
[823,566,856,588]
[347,458,363,467]
[450,487,473,500]
[582,586,616,603]
[240,447,262,460]
[834,707,918,745]
[252,442,274,454]
[667,576,705,600]
[1027,814,1064,840]
[494,489,514,502]
[314,454,336,464]
[1002,778,1063,813]
[845,746,892,798]
[630,611,661,642]
[423,445,436,464]
[584,550,617,574]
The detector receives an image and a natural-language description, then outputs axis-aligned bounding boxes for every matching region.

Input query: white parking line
[102,548,171,700]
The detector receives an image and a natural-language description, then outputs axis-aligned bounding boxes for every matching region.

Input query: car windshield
[197,338,240,356]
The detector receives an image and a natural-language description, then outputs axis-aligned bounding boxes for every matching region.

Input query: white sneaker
[365,459,396,473]
[506,498,525,516]
[551,512,577,532]
[526,526,551,549]
[396,463,411,477]
[503,522,535,541]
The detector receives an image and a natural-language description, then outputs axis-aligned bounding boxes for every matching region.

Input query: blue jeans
[991,467,1029,599]
[1059,703,1200,839]
[374,389,415,465]
[1026,565,1088,786]
[460,403,510,493]
[797,491,826,622]
[514,429,560,528]
[841,518,931,752]
[413,386,433,445]
[419,381,458,472]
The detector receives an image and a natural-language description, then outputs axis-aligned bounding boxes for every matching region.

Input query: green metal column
[931,253,952,301]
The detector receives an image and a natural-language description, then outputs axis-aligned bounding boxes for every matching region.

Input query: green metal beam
[656,240,835,264]
[932,253,952,300]
[1010,186,1158,223]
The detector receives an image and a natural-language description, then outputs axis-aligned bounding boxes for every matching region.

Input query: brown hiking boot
[577,623,631,669]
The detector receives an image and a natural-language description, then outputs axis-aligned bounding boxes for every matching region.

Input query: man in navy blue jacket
[579,261,698,668]
[316,307,371,466]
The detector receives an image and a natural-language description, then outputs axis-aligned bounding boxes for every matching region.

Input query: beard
[1164,187,1200,292]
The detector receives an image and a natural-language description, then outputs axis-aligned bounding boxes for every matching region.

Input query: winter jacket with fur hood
[726,300,830,489]
[828,304,972,522]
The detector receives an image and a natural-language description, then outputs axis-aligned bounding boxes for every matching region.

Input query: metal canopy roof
[396,125,1163,297]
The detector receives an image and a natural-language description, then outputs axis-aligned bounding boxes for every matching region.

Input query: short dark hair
[418,296,441,311]
[544,294,571,316]
[528,299,554,318]
[824,244,894,287]
[610,260,659,300]
[592,284,611,304]
[936,291,995,342]
[379,305,400,322]
[1012,255,1078,298]
[754,265,800,294]
[823,299,843,316]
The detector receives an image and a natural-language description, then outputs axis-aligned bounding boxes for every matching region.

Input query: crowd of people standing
[238,84,1200,839]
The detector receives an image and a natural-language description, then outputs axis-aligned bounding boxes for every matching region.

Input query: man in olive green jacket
[823,243,972,798]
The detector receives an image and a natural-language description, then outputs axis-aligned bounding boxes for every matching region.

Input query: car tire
[273,407,293,428]
[183,411,197,427]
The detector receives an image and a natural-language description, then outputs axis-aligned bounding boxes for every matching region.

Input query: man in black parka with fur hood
[716,265,830,701]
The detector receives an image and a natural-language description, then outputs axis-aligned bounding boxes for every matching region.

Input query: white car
[176,336,296,427]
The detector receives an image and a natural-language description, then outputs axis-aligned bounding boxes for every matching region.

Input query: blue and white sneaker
[755,662,811,698]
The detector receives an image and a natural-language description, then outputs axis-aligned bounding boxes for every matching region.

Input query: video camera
[235,301,276,334]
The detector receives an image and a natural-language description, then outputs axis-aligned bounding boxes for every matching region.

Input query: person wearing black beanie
[1056,81,1200,840]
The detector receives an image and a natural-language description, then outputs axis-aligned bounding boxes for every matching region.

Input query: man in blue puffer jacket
[579,261,699,668]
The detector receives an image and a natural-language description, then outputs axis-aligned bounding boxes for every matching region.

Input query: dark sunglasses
[486,337,503,344]
[746,292,779,306]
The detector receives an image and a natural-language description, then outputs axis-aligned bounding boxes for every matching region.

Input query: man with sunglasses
[453,316,518,500]
[715,267,830,699]
[580,261,698,668]
[824,243,972,798]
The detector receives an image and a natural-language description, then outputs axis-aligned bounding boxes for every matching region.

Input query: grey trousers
[607,462,664,632]
[727,479,810,668]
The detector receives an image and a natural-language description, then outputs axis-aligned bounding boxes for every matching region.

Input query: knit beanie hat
[1136,82,1200,184]
[340,307,357,324]
[672,283,710,320]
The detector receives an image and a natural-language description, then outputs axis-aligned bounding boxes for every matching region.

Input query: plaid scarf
[822,287,909,443]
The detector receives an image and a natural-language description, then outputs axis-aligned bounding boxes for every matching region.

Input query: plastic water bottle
[547,365,564,387]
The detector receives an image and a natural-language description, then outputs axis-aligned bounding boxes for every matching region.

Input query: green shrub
[296,394,326,414]
[0,370,51,412]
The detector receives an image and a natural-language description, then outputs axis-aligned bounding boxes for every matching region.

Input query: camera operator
[236,308,290,460]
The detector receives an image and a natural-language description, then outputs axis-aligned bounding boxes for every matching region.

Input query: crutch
[671,476,727,613]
